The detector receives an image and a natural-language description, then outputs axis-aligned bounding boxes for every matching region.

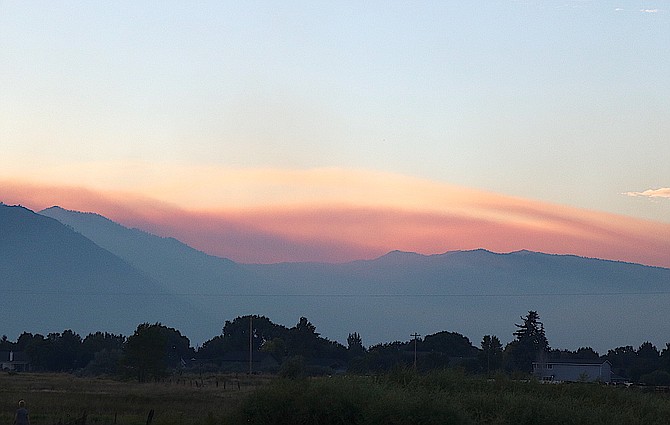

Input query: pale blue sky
[1,1,668,222]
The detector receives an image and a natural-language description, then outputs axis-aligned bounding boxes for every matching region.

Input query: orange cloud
[2,174,670,267]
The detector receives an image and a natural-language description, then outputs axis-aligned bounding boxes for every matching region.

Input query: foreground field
[0,372,265,425]
[4,370,670,424]
[227,370,670,425]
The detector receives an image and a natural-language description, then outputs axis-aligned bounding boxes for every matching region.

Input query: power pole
[410,333,421,369]
[249,316,253,375]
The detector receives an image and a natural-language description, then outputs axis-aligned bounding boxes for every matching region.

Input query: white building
[532,359,612,383]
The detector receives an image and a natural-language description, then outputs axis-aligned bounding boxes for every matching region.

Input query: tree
[260,337,287,361]
[50,329,83,371]
[574,347,599,360]
[505,311,549,372]
[633,342,660,381]
[480,335,503,375]
[123,323,169,382]
[17,333,48,371]
[347,332,365,357]
[660,343,670,372]
[0,335,14,351]
[421,331,478,357]
[513,311,549,352]
[197,335,225,360]
[83,348,123,376]
[222,315,287,353]
[365,341,411,371]
[19,330,83,372]
[287,317,320,358]
[81,332,125,368]
[606,345,636,380]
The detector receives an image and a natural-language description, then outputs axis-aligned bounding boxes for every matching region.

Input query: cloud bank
[2,165,670,267]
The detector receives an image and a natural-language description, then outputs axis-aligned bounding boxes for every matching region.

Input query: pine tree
[504,311,549,373]
[513,310,549,354]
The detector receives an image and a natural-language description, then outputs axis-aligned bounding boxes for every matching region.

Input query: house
[0,351,30,372]
[532,359,612,383]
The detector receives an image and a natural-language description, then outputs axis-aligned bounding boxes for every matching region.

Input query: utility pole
[410,333,421,369]
[249,316,253,375]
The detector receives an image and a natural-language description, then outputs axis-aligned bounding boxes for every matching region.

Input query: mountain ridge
[40,205,670,272]
[2,203,669,352]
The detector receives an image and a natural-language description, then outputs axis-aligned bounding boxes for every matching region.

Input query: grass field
[0,372,267,425]
[4,370,670,424]
[225,369,670,425]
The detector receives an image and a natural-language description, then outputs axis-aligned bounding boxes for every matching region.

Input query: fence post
[146,409,155,425]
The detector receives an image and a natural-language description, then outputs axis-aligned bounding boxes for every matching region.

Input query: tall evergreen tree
[513,310,549,353]
[505,311,549,372]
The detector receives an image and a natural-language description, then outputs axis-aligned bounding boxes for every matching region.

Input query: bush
[279,356,306,380]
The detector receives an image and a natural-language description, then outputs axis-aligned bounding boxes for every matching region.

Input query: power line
[4,290,670,297]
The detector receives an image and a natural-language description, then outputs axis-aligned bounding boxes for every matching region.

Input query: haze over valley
[2,202,669,355]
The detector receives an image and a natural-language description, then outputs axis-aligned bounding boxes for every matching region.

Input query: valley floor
[2,371,670,424]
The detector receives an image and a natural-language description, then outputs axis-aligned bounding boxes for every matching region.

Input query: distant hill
[242,249,670,352]
[40,206,246,294]
[0,204,208,341]
[4,204,669,352]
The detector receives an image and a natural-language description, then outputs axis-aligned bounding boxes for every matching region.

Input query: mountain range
[2,203,669,353]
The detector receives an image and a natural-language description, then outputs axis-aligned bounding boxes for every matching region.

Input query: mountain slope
[39,206,255,342]
[39,206,245,295]
[0,204,208,341]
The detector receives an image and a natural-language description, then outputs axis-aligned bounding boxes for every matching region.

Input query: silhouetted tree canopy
[347,332,365,357]
[480,335,503,375]
[420,331,478,357]
[8,310,670,381]
[122,323,191,382]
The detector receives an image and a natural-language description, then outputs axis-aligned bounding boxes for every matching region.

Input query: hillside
[0,204,207,341]
[40,206,246,294]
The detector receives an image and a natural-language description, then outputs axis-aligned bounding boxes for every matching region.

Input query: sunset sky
[1,1,669,266]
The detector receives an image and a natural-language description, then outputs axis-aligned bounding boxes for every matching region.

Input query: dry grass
[0,372,271,425]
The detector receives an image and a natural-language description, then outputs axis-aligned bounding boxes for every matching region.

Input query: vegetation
[4,310,670,385]
[0,372,266,425]
[4,369,670,424]
[236,371,670,424]
[6,311,670,423]
[224,369,670,424]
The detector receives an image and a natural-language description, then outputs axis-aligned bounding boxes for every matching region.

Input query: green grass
[4,370,670,424]
[226,369,670,425]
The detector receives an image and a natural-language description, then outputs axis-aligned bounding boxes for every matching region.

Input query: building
[0,351,30,372]
[532,359,612,383]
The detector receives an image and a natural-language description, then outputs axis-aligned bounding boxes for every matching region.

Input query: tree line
[3,311,670,384]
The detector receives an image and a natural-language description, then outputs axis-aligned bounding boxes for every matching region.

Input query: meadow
[0,372,265,425]
[4,370,670,424]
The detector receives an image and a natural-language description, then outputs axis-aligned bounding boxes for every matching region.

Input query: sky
[1,1,669,266]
